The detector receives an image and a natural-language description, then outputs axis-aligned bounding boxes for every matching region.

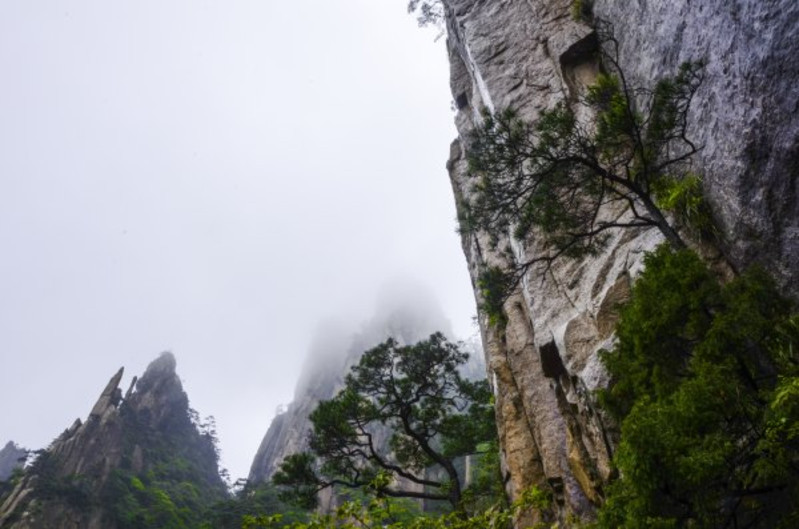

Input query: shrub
[597,246,799,528]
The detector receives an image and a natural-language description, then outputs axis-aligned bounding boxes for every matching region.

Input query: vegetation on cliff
[463,25,711,324]
[459,16,799,527]
[103,407,228,528]
[242,485,550,529]
[595,246,799,528]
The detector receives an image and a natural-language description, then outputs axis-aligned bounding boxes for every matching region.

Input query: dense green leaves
[596,246,799,528]
[274,333,496,511]
[244,484,549,529]
[203,482,307,529]
[598,247,719,418]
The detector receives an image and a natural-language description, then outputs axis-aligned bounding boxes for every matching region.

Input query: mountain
[248,282,482,489]
[0,353,226,529]
[0,444,26,483]
[441,0,799,524]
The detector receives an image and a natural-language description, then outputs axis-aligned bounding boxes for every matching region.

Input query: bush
[597,246,799,528]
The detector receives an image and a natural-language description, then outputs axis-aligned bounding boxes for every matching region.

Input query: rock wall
[594,0,799,289]
[441,0,799,523]
[0,353,226,529]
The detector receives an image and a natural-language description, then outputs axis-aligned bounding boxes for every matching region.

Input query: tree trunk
[639,194,687,249]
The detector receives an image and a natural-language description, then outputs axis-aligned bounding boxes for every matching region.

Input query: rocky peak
[0,353,225,529]
[125,351,189,431]
[88,367,124,420]
[0,443,27,482]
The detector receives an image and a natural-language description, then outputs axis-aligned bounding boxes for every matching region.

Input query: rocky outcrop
[0,353,226,529]
[441,0,799,523]
[0,444,27,483]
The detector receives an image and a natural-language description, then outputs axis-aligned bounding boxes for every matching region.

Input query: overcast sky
[0,1,476,479]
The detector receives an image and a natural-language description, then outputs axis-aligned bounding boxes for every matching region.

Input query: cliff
[0,353,226,529]
[441,0,799,523]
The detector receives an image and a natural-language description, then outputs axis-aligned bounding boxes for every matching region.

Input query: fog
[0,1,475,480]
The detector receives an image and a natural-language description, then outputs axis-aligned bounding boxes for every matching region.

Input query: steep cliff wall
[442,0,799,523]
[0,353,226,529]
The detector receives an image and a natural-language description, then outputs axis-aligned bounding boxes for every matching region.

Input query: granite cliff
[440,0,799,523]
[0,353,226,529]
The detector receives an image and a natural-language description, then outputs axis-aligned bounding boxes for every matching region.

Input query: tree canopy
[273,333,495,511]
[596,246,799,528]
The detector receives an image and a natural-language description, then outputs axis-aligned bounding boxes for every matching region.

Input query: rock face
[0,444,27,483]
[441,0,799,523]
[0,353,226,529]
[249,284,459,485]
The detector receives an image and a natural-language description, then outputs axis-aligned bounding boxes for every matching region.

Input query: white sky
[0,1,476,480]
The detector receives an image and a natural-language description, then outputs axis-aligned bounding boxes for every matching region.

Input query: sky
[0,1,477,480]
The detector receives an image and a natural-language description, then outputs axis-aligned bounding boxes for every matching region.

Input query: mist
[0,1,476,480]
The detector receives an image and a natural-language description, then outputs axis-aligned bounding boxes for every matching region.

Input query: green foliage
[273,454,321,510]
[467,59,703,254]
[653,172,717,241]
[39,393,231,528]
[243,485,550,529]
[274,333,497,511]
[106,466,303,529]
[108,471,188,529]
[0,466,25,502]
[460,440,507,514]
[477,266,512,327]
[105,456,225,528]
[571,0,593,22]
[465,26,706,306]
[202,481,307,529]
[597,247,720,419]
[27,451,93,510]
[109,402,228,524]
[596,246,799,528]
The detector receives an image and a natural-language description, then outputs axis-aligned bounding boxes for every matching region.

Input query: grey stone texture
[442,0,799,523]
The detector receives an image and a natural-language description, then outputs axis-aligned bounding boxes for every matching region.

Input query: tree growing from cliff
[463,24,712,317]
[273,333,496,512]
